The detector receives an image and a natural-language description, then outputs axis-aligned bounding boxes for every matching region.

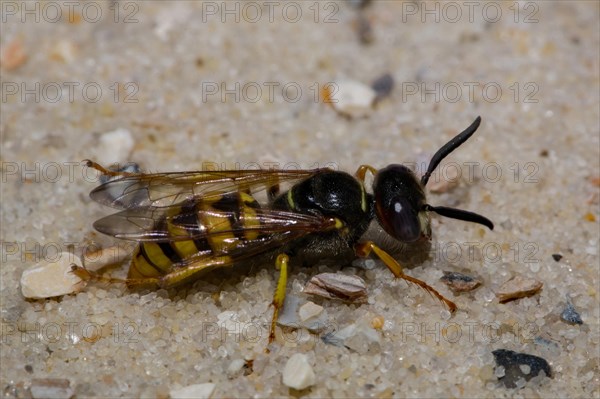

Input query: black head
[373,116,494,243]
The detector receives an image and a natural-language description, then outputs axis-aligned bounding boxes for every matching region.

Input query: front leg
[355,241,457,313]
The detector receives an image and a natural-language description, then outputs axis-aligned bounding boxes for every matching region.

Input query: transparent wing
[90,169,324,209]
[93,205,336,242]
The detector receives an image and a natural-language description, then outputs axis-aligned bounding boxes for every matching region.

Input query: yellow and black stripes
[129,192,262,279]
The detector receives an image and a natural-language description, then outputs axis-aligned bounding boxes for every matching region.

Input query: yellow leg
[71,265,160,286]
[83,159,138,178]
[72,254,230,289]
[269,254,289,344]
[355,241,457,313]
[355,164,378,182]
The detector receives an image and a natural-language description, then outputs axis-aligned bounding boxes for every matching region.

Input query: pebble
[298,301,324,322]
[491,349,552,388]
[169,383,216,399]
[371,73,395,102]
[226,359,246,378]
[30,378,74,399]
[277,294,328,332]
[327,80,376,118]
[303,273,368,303]
[50,39,78,63]
[561,299,583,325]
[324,323,381,354]
[440,271,482,292]
[1,39,27,70]
[356,13,374,45]
[551,253,563,262]
[495,275,543,303]
[95,128,134,165]
[21,253,86,299]
[282,353,316,390]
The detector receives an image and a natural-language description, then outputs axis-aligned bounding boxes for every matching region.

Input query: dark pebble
[561,301,583,325]
[492,349,552,388]
[552,254,563,262]
[371,73,395,102]
[440,271,482,292]
[321,332,345,347]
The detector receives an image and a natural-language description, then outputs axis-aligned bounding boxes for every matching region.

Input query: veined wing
[93,205,337,242]
[90,169,325,209]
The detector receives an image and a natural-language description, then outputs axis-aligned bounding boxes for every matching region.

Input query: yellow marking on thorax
[360,184,367,213]
[287,190,295,210]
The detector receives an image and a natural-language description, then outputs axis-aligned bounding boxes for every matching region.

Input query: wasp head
[372,116,494,243]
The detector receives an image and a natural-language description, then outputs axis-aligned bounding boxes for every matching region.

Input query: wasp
[74,116,493,344]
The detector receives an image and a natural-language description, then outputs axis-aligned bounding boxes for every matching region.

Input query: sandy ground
[1,1,599,398]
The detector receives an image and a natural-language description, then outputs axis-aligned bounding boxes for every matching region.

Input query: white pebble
[226,359,246,377]
[298,301,324,322]
[282,353,316,390]
[96,128,134,165]
[329,80,376,118]
[494,365,506,378]
[21,253,86,299]
[170,383,216,399]
[30,378,74,399]
[519,364,531,375]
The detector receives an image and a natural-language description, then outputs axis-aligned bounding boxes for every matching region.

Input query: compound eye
[377,196,421,242]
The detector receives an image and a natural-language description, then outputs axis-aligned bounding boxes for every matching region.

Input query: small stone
[519,364,531,375]
[95,128,134,165]
[492,349,552,388]
[21,253,86,299]
[371,315,384,330]
[1,39,27,70]
[49,39,78,63]
[551,253,563,262]
[371,73,394,102]
[321,331,345,347]
[282,353,316,390]
[30,378,74,399]
[496,275,543,303]
[169,383,216,399]
[584,212,596,222]
[226,359,246,378]
[326,80,376,118]
[440,271,482,292]
[304,273,367,303]
[561,300,583,325]
[298,301,324,322]
[356,13,374,45]
[278,294,328,333]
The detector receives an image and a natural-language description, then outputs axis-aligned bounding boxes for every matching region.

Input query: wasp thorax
[373,164,428,242]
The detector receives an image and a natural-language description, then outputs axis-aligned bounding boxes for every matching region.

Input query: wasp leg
[71,265,161,286]
[83,159,138,178]
[270,253,289,344]
[155,256,233,289]
[355,164,378,182]
[355,241,457,313]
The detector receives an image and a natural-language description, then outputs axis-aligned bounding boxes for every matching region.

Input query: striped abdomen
[128,192,261,280]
